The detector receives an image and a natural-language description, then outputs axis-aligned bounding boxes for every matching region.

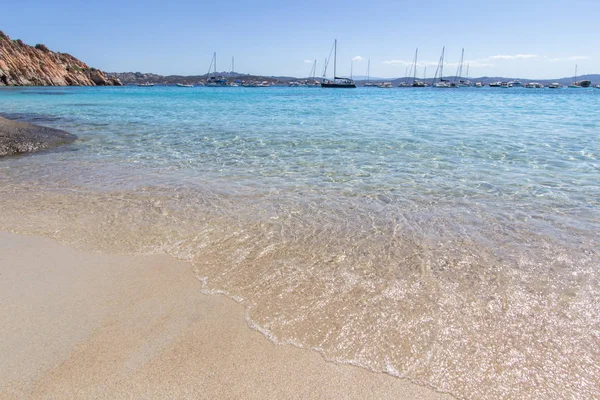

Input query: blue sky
[3,0,599,79]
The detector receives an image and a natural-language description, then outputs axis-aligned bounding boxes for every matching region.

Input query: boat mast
[323,41,335,80]
[333,39,337,79]
[440,46,445,81]
[455,48,464,83]
[207,54,214,79]
[312,60,317,80]
[432,47,444,84]
[575,64,578,82]
[413,48,418,83]
[214,52,217,75]
[461,49,465,80]
[460,49,464,80]
[367,59,370,83]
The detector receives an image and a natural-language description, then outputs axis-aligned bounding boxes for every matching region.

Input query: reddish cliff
[0,30,122,86]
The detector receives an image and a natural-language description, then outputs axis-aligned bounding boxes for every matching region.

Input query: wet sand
[0,231,453,400]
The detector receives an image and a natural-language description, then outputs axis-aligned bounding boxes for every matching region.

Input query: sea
[1,85,599,399]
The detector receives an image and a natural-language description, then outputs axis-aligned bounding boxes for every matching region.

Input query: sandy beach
[0,231,453,399]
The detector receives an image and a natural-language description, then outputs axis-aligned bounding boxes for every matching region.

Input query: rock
[86,68,123,86]
[0,30,123,86]
[107,76,124,86]
[0,116,77,156]
[106,71,164,85]
[34,43,50,52]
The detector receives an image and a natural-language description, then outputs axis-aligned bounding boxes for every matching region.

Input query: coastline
[0,231,453,400]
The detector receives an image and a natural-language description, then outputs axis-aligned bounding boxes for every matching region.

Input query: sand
[0,231,453,399]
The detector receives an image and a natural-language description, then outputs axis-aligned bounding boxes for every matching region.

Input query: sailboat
[568,65,580,88]
[321,39,356,88]
[308,60,319,86]
[398,66,412,87]
[229,57,239,86]
[454,49,471,87]
[364,59,376,87]
[205,52,227,86]
[568,65,591,88]
[411,48,426,87]
[432,47,453,88]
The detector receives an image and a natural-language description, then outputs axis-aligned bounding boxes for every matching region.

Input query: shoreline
[0,231,453,399]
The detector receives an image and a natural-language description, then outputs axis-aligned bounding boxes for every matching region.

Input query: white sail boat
[411,48,426,87]
[568,65,580,88]
[321,39,356,88]
[308,60,319,86]
[364,59,376,87]
[432,47,453,88]
[568,64,591,88]
[454,49,471,87]
[205,52,227,86]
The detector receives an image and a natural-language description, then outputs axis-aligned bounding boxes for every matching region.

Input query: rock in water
[0,116,77,156]
[0,29,123,86]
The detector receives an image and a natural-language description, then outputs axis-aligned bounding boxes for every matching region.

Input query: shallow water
[1,86,599,399]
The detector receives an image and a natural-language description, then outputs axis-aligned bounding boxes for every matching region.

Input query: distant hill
[0,30,122,86]
[107,71,297,85]
[347,75,387,81]
[474,74,600,85]
[109,71,600,87]
[370,75,600,86]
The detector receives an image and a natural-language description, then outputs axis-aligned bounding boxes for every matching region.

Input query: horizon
[108,70,600,82]
[2,0,599,80]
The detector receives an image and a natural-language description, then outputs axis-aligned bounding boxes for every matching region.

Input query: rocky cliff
[0,30,122,86]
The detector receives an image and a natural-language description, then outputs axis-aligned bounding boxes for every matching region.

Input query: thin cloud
[440,61,494,69]
[458,60,494,68]
[545,55,589,62]
[304,60,312,63]
[382,59,411,65]
[352,56,364,62]
[385,54,536,66]
[382,59,436,66]
[420,61,445,67]
[489,54,538,60]
[383,60,492,68]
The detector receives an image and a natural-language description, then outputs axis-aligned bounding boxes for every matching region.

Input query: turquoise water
[1,86,599,399]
